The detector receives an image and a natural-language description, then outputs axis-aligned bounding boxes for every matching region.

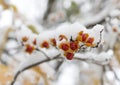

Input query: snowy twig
[73,57,106,66]
[11,54,61,85]
[55,60,64,71]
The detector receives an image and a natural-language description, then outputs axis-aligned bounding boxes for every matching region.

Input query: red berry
[70,42,78,51]
[66,52,74,60]
[61,43,69,51]
[82,33,89,42]
[86,37,94,44]
[25,45,34,54]
[41,41,49,48]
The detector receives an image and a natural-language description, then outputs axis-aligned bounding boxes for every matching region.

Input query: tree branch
[11,54,61,85]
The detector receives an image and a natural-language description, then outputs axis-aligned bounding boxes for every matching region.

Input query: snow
[109,9,120,17]
[37,30,56,49]
[88,24,104,45]
[55,22,86,43]
[54,64,80,85]
[16,25,32,43]
[105,71,115,81]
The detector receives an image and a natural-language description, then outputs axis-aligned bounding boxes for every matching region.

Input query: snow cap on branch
[16,22,104,60]
[37,30,56,49]
[55,22,104,60]
[16,25,37,54]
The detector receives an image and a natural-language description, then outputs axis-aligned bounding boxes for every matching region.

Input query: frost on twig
[11,22,105,85]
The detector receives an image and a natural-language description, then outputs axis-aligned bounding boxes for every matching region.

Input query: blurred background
[0,0,120,85]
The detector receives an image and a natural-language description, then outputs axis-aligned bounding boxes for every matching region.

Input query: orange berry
[22,36,28,42]
[59,35,67,41]
[76,35,82,41]
[78,31,83,35]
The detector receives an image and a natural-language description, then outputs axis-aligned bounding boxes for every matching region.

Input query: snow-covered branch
[11,53,61,85]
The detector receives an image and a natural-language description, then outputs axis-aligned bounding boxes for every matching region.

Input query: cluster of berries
[58,31,95,60]
[17,23,103,60]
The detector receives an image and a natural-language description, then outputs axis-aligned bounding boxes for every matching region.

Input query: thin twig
[36,48,51,59]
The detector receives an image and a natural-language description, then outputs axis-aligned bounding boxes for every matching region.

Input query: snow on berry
[16,25,37,54]
[37,30,56,50]
[55,22,104,60]
[16,22,104,59]
[16,25,33,44]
